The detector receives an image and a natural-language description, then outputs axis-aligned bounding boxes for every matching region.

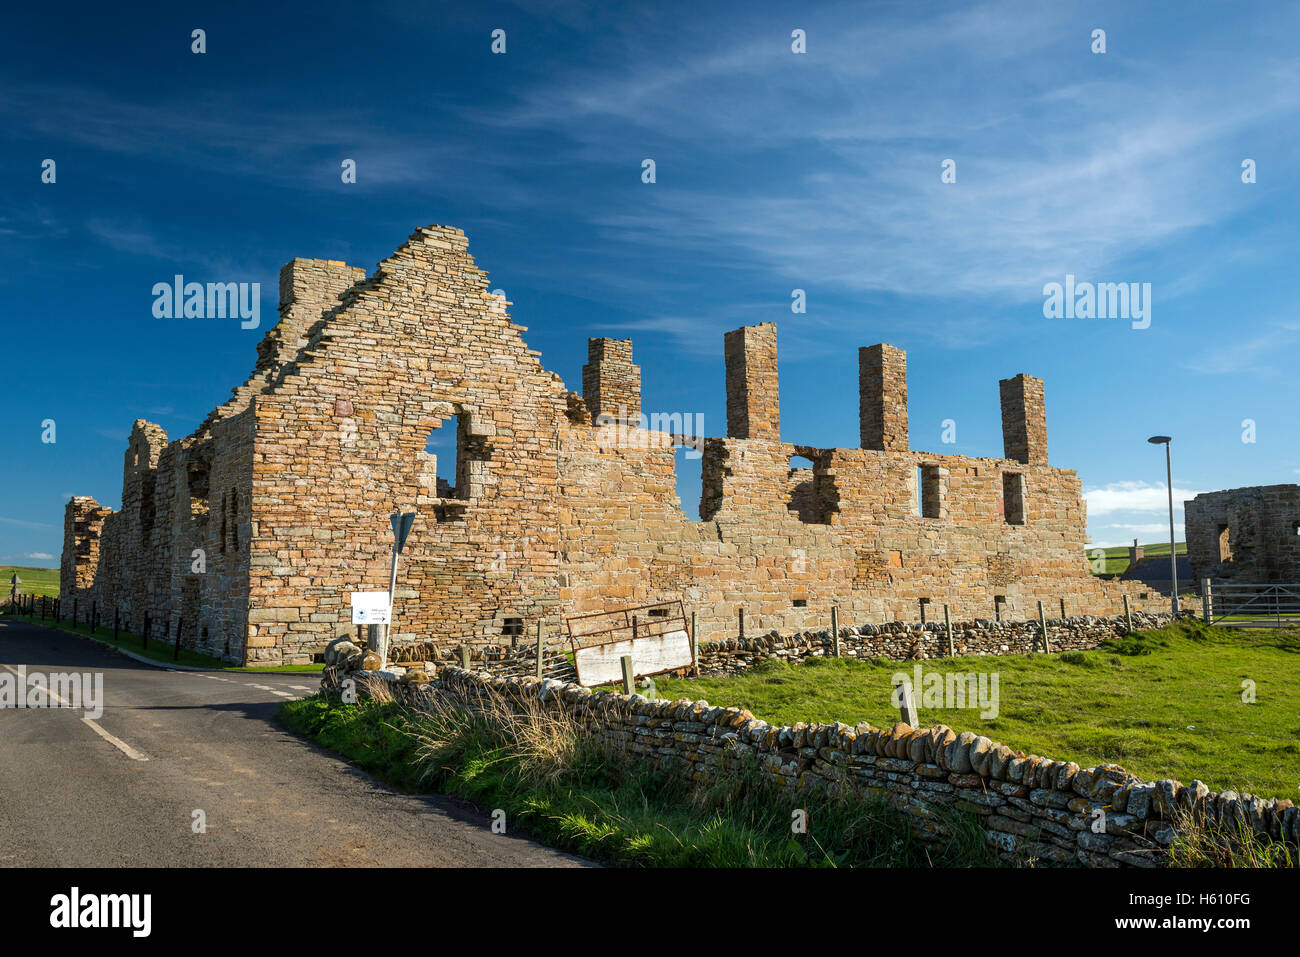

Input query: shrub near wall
[324,662,1298,868]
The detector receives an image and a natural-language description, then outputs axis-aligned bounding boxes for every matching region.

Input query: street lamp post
[1147,436,1178,615]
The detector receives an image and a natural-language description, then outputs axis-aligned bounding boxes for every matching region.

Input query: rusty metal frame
[565,599,695,682]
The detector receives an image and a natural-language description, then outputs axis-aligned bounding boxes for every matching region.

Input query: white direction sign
[350,591,391,625]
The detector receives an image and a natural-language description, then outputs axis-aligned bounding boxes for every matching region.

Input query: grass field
[2,565,60,597]
[1085,541,1186,576]
[0,607,322,673]
[653,621,1299,801]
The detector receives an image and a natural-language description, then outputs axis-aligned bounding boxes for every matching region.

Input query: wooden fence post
[1201,578,1212,623]
[1059,597,1066,618]
[1123,594,1132,633]
[690,611,699,675]
[738,606,745,641]
[535,620,545,678]
[944,604,954,657]
[831,607,840,658]
[621,654,635,695]
[459,644,470,669]
[1037,600,1052,653]
[894,675,919,726]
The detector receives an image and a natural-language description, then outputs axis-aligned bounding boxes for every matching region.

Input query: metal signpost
[382,510,416,668]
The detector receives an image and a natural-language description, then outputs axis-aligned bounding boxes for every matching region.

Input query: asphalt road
[0,618,588,867]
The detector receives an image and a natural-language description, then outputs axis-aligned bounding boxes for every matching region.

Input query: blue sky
[3,0,1299,568]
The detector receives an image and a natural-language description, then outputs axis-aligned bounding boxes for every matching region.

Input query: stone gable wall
[62,224,1165,665]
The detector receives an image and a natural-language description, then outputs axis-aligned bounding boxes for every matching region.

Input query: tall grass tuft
[1166,808,1297,868]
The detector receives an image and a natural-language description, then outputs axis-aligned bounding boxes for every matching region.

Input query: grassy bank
[1085,541,1186,575]
[2,565,59,597]
[280,690,1001,868]
[0,609,322,673]
[653,622,1299,800]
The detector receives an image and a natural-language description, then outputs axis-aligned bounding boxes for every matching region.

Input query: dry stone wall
[694,611,1178,677]
[327,664,1298,868]
[62,224,1164,665]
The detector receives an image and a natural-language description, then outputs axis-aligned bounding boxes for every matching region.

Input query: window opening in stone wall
[792,598,807,608]
[229,488,238,551]
[427,414,461,499]
[787,455,819,523]
[140,474,156,543]
[673,444,704,522]
[188,463,210,521]
[1217,524,1231,562]
[501,616,524,646]
[428,411,490,523]
[994,595,1006,621]
[918,465,941,519]
[1002,472,1026,525]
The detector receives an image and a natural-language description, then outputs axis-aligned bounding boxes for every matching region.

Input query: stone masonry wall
[1185,484,1300,584]
[62,224,1165,665]
[330,664,1299,868]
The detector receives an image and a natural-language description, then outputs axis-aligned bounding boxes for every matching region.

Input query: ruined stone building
[61,225,1159,665]
[1185,484,1300,583]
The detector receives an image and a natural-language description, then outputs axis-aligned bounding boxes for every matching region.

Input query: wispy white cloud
[0,516,56,529]
[1084,481,1200,516]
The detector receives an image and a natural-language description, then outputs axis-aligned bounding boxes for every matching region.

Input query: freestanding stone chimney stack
[1000,373,1047,465]
[724,323,780,439]
[859,344,908,452]
[582,337,640,423]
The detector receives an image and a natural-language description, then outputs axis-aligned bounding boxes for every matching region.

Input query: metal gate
[1207,581,1300,627]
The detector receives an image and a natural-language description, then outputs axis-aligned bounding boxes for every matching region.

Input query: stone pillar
[61,496,110,603]
[999,373,1047,465]
[1129,539,1144,566]
[859,344,908,452]
[265,259,367,374]
[581,338,641,423]
[724,323,780,440]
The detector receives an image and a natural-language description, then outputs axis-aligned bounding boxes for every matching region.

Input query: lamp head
[1147,435,1172,445]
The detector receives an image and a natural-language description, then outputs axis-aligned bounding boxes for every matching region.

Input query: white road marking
[81,717,149,761]
[2,664,149,762]
[289,684,313,691]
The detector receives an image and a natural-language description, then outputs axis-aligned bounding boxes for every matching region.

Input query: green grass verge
[653,621,1299,801]
[279,693,1003,868]
[0,610,322,673]
[2,565,59,597]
